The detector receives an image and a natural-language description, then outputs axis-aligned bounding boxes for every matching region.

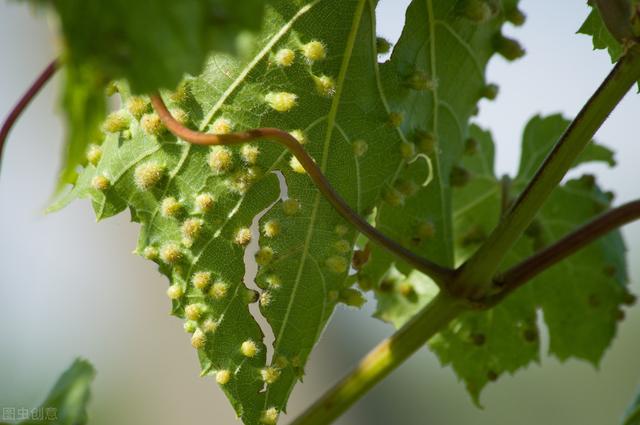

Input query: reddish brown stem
[151,94,455,285]
[0,59,58,170]
[493,199,640,300]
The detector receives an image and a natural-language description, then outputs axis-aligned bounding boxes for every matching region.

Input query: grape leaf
[27,0,265,192]
[358,0,521,295]
[50,0,406,422]
[56,64,107,190]
[579,6,625,63]
[374,115,630,402]
[623,386,640,425]
[36,0,266,93]
[4,358,96,425]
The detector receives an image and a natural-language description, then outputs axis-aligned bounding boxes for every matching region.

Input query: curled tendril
[408,153,433,187]
[150,94,455,285]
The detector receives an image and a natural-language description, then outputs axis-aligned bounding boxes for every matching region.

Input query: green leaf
[578,5,625,63]
[358,0,520,295]
[515,113,615,184]
[623,386,640,425]
[53,0,406,422]
[374,115,629,403]
[56,64,107,191]
[40,0,266,93]
[16,358,95,425]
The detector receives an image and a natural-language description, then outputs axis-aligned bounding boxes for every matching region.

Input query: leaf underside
[48,0,633,418]
[54,0,407,422]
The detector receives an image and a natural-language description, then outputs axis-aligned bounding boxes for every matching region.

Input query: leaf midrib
[266,0,368,407]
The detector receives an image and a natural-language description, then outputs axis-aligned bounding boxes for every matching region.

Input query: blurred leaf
[623,386,640,425]
[56,63,107,191]
[53,0,407,422]
[359,0,521,295]
[375,116,629,403]
[17,358,95,425]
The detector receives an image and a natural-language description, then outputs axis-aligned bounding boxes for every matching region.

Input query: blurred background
[1,1,639,424]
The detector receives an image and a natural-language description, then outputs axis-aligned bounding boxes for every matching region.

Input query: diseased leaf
[359,0,520,296]
[17,358,95,425]
[374,115,629,402]
[53,0,405,422]
[56,64,107,190]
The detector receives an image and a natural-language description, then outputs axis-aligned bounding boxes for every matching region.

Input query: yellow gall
[195,193,215,213]
[140,113,165,136]
[255,247,274,266]
[126,96,150,120]
[191,329,206,349]
[282,198,301,215]
[202,318,218,333]
[181,218,204,241]
[134,161,165,190]
[142,246,159,260]
[166,284,184,300]
[352,139,368,157]
[383,187,404,206]
[216,370,232,385]
[160,197,182,218]
[265,275,281,289]
[184,304,204,321]
[259,291,272,307]
[209,281,229,300]
[334,224,349,236]
[240,144,260,165]
[275,48,295,67]
[240,339,259,358]
[274,355,289,369]
[184,320,197,334]
[169,83,190,104]
[234,227,252,246]
[86,144,102,166]
[208,147,234,174]
[400,141,416,159]
[289,155,306,174]
[313,75,336,97]
[389,111,404,127]
[192,271,212,290]
[102,111,130,133]
[265,91,298,112]
[159,242,182,265]
[301,40,327,62]
[260,367,281,385]
[334,239,351,254]
[171,108,190,126]
[91,175,110,191]
[262,220,280,238]
[290,129,307,144]
[260,407,279,425]
[325,256,348,274]
[417,220,436,239]
[211,117,233,135]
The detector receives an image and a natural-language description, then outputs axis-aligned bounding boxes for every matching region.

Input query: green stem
[289,293,465,425]
[453,46,640,299]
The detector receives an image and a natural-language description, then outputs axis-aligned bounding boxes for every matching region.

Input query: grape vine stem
[0,59,58,173]
[150,94,455,285]
[290,46,640,424]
